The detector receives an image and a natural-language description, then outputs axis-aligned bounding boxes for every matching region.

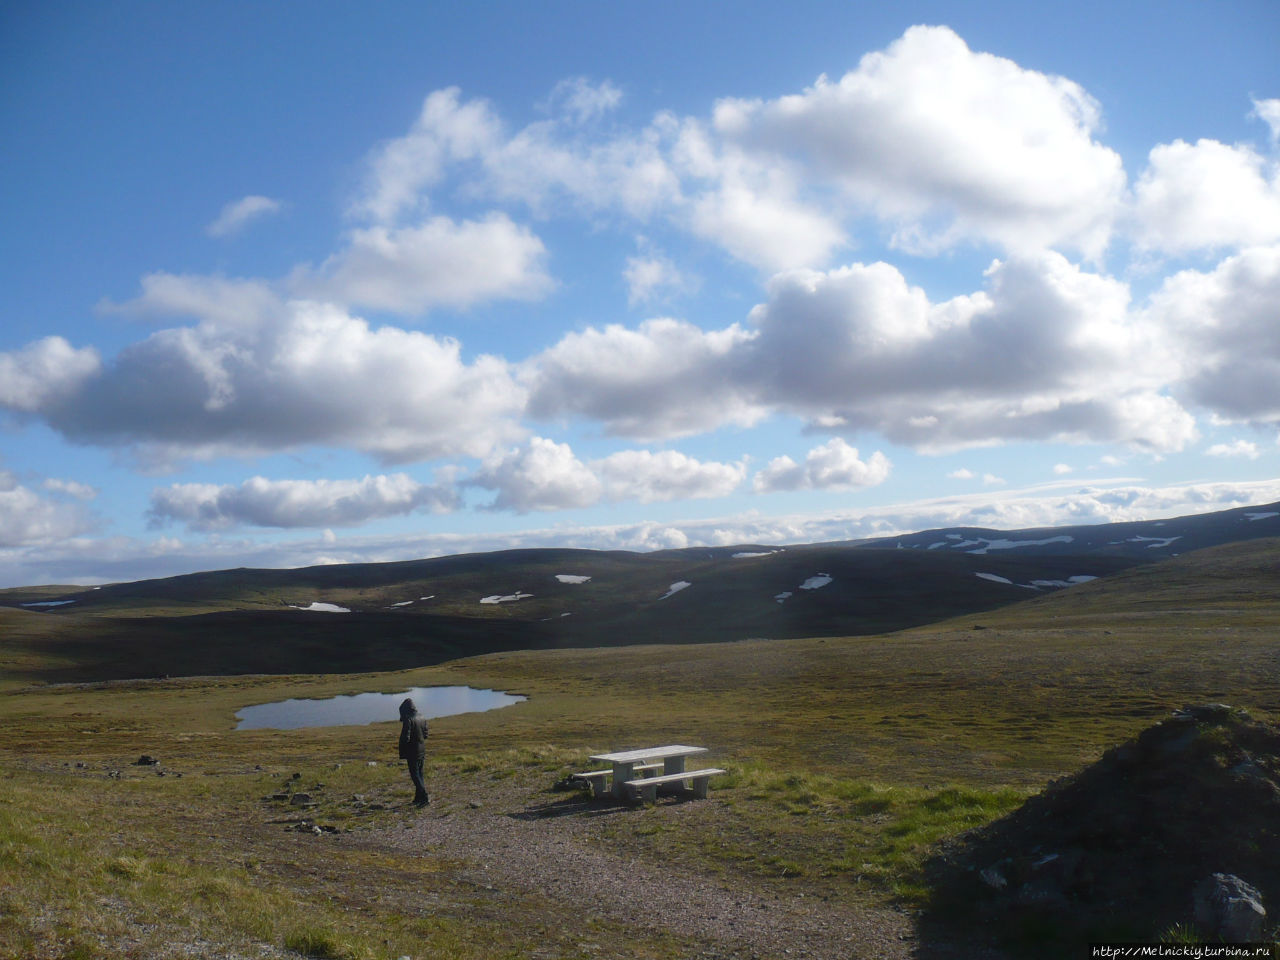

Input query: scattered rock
[134,755,159,766]
[469,800,483,809]
[1193,873,1265,942]
[290,793,314,806]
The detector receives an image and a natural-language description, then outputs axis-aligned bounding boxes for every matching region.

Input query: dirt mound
[924,704,1280,954]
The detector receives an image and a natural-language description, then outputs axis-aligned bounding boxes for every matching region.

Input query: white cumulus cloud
[32,285,527,466]
[753,439,890,492]
[148,473,459,531]
[712,25,1124,257]
[0,337,102,415]
[293,214,552,315]
[1132,138,1280,254]
[472,438,746,512]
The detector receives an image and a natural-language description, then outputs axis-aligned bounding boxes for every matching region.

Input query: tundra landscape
[5,5,1279,959]
[3,503,1279,958]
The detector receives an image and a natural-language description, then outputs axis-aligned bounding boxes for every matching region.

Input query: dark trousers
[406,755,428,803]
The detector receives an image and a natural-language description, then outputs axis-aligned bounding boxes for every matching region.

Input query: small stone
[135,755,159,766]
[469,800,483,809]
[290,793,314,805]
[366,761,378,767]
[1194,873,1265,942]
[979,867,1008,890]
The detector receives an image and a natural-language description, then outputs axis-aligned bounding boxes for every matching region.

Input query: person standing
[398,697,429,806]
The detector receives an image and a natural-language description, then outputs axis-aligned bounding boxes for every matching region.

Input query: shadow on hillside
[915,704,1280,958]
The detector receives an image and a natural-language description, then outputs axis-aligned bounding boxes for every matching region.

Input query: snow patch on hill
[658,581,691,600]
[799,574,833,590]
[480,592,533,604]
[291,602,350,613]
[555,574,591,584]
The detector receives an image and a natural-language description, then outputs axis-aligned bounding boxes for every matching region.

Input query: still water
[235,686,526,730]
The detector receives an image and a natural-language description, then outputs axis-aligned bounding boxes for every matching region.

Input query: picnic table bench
[573,744,725,802]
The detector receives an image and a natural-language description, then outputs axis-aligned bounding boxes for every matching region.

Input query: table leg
[611,761,636,799]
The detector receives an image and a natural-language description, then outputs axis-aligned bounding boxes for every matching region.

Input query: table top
[590,744,707,764]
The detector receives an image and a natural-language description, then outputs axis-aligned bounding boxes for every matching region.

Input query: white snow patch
[420,595,435,600]
[20,599,78,608]
[555,574,591,584]
[927,541,950,550]
[965,535,1074,555]
[389,601,414,607]
[1029,576,1098,588]
[658,581,691,600]
[774,591,793,604]
[732,551,777,559]
[975,573,1013,585]
[291,602,350,613]
[1128,535,1181,548]
[1246,512,1279,521]
[799,574,833,591]
[480,592,533,604]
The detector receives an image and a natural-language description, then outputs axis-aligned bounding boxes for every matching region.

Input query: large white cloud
[1148,244,1280,425]
[524,317,764,439]
[712,25,1125,257]
[148,473,459,531]
[743,253,1192,452]
[349,28,1134,271]
[30,287,527,465]
[753,439,890,493]
[471,438,746,512]
[0,337,101,414]
[1132,139,1280,254]
[472,437,603,512]
[528,252,1195,453]
[0,469,97,548]
[594,448,746,503]
[293,214,552,314]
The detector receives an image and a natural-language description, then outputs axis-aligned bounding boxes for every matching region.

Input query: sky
[2,0,1280,587]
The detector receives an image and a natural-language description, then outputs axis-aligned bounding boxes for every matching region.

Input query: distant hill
[2,501,1277,683]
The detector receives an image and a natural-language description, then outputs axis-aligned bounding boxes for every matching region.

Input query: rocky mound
[925,704,1280,954]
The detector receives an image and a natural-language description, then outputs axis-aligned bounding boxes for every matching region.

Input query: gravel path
[363,776,941,960]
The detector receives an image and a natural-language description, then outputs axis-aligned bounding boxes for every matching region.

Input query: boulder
[1193,873,1265,941]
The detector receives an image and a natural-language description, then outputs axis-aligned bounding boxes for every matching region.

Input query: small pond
[234,686,526,730]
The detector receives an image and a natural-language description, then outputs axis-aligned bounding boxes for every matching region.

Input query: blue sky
[2,0,1279,587]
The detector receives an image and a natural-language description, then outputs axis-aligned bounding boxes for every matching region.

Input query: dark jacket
[398,699,428,759]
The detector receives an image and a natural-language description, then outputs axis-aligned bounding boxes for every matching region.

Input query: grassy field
[2,539,1278,958]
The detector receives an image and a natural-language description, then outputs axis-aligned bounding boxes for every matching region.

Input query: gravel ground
[361,774,988,960]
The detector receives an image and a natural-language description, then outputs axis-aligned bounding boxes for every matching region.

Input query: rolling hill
[2,501,1277,683]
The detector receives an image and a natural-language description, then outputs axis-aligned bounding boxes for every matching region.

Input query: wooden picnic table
[589,744,708,800]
